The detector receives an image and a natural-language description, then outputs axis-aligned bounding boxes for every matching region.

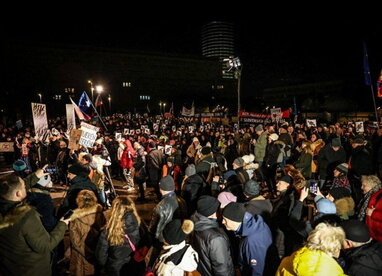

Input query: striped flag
[69,97,91,120]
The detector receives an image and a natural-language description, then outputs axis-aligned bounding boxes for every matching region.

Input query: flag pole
[85,92,108,131]
[369,85,380,126]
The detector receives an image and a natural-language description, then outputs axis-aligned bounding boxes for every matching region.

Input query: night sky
[4,14,382,98]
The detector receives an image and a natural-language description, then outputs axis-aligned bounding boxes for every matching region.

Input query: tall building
[201,21,235,79]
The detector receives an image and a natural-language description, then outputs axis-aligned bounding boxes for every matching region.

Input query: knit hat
[68,163,90,177]
[159,175,175,191]
[223,202,246,223]
[185,164,196,177]
[255,124,263,132]
[148,141,156,148]
[269,133,279,141]
[244,179,260,197]
[201,146,211,155]
[329,187,351,200]
[335,163,348,174]
[163,219,194,245]
[37,175,52,188]
[233,157,244,168]
[197,195,220,217]
[279,175,292,185]
[315,196,337,214]
[331,138,341,147]
[217,192,237,208]
[12,160,27,172]
[340,219,370,243]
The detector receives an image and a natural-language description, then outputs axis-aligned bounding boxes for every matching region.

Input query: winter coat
[195,153,215,174]
[331,175,351,191]
[120,140,136,169]
[60,175,99,215]
[181,174,206,215]
[317,144,346,180]
[245,195,273,225]
[96,211,140,276]
[237,213,273,276]
[0,199,67,276]
[153,241,198,276]
[190,212,234,276]
[147,148,165,170]
[350,145,374,177]
[27,185,57,232]
[294,151,312,178]
[335,196,355,220]
[366,189,382,242]
[264,141,281,168]
[342,240,382,276]
[149,192,187,242]
[69,204,106,276]
[24,171,39,192]
[311,139,325,173]
[254,131,268,162]
[276,246,346,275]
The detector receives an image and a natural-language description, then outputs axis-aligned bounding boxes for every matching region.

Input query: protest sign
[66,104,76,131]
[79,122,99,148]
[31,103,48,138]
[306,119,317,128]
[165,145,172,155]
[0,142,14,152]
[124,128,129,135]
[355,121,364,133]
[115,133,122,141]
[68,129,82,150]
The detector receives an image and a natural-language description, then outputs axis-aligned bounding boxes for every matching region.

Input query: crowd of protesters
[1,112,382,275]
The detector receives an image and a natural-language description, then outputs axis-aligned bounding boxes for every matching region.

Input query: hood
[0,200,32,230]
[70,204,103,221]
[335,197,355,217]
[241,212,270,237]
[312,139,325,147]
[344,241,382,272]
[191,212,219,232]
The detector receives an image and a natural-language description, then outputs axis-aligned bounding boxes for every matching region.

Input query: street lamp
[38,93,42,103]
[96,85,104,94]
[108,94,111,114]
[224,56,242,129]
[163,103,166,113]
[159,102,163,115]
[88,80,94,102]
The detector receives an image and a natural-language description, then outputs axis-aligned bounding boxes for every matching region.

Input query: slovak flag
[78,92,92,116]
[70,96,91,120]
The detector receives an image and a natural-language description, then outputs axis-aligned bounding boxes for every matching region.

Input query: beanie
[37,175,52,188]
[255,124,263,132]
[223,202,246,223]
[159,175,175,191]
[279,175,292,185]
[185,164,196,177]
[197,195,220,217]
[314,196,337,214]
[233,157,244,168]
[244,179,260,197]
[329,187,351,200]
[269,133,279,141]
[217,192,237,208]
[331,138,341,147]
[12,160,27,172]
[163,219,194,245]
[148,141,156,149]
[201,146,211,155]
[340,219,370,243]
[68,163,90,177]
[335,163,348,174]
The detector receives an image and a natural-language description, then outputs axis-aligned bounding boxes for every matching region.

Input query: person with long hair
[96,196,140,276]
[294,140,313,179]
[69,190,106,276]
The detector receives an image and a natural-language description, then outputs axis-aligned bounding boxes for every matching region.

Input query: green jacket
[0,198,67,276]
[24,172,39,192]
[254,131,268,162]
[295,152,313,178]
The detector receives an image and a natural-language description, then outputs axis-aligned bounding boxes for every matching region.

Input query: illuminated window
[123,82,132,87]
[139,95,150,100]
[53,95,62,100]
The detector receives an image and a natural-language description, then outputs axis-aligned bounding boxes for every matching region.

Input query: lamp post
[163,103,167,114]
[224,56,242,129]
[108,94,111,114]
[38,93,42,103]
[96,85,104,117]
[159,102,163,115]
[88,80,94,102]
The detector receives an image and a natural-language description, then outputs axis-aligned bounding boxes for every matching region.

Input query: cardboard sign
[124,128,129,135]
[79,122,99,148]
[165,145,172,155]
[115,133,122,141]
[270,107,283,122]
[0,142,14,152]
[31,103,48,138]
[172,125,176,132]
[306,119,317,128]
[68,129,82,150]
[355,121,364,133]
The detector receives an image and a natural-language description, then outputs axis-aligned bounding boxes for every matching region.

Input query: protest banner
[0,142,14,152]
[270,108,283,122]
[79,122,99,148]
[66,104,76,132]
[31,103,48,137]
[68,129,82,150]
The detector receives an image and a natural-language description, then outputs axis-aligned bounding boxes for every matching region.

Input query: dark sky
[4,15,382,93]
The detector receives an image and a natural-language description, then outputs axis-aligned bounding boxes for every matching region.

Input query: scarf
[357,186,380,221]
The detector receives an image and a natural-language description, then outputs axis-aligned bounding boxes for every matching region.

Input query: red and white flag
[69,97,91,120]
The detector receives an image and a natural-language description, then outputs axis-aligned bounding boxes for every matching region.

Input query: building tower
[202,21,235,79]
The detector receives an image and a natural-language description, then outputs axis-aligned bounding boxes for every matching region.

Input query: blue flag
[363,42,372,86]
[78,92,92,116]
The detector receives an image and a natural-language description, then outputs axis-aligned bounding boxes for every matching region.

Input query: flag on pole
[70,97,91,120]
[363,42,372,86]
[146,103,150,113]
[78,92,92,116]
[181,101,195,117]
[377,70,382,98]
[95,94,103,107]
[169,102,174,114]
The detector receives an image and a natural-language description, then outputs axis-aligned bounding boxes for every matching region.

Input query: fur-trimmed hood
[0,201,32,230]
[335,197,355,219]
[70,204,103,221]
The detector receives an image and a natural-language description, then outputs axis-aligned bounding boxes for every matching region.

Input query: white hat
[269,133,279,141]
[242,154,255,164]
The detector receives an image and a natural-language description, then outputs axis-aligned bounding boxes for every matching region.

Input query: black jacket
[190,212,234,276]
[181,174,206,215]
[350,145,374,177]
[149,192,187,242]
[95,212,140,276]
[343,240,382,276]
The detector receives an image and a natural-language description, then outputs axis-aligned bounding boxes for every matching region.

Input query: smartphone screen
[309,182,318,194]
